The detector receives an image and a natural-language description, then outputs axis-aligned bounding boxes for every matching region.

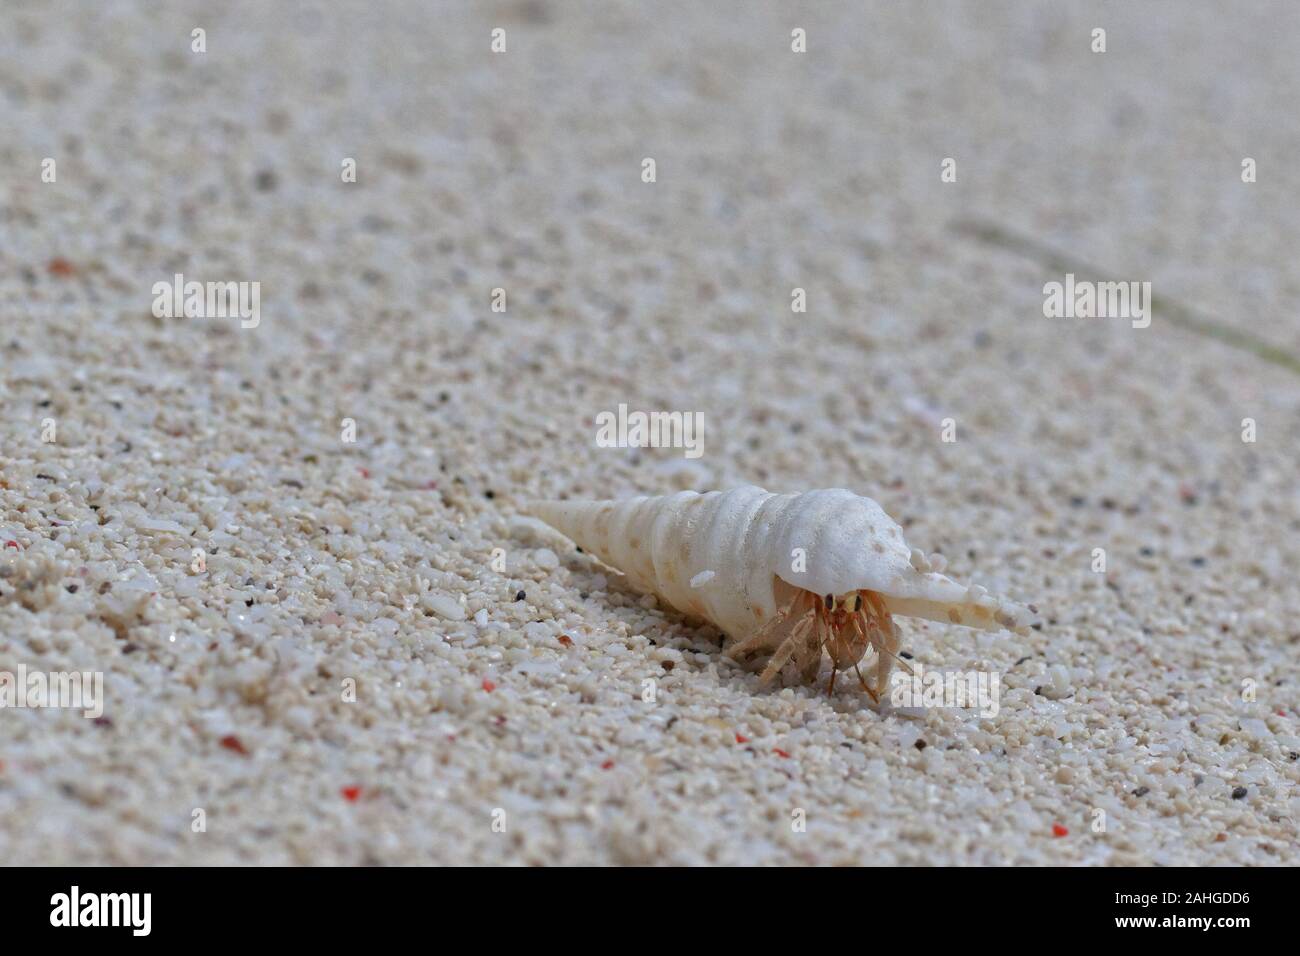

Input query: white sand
[1,1,1298,864]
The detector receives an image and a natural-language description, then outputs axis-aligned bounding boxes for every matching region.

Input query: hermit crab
[524,487,1037,700]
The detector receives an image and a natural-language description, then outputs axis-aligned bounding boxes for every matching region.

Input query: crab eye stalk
[854,594,863,612]
[824,593,834,610]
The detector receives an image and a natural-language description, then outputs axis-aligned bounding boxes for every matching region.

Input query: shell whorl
[523,489,781,637]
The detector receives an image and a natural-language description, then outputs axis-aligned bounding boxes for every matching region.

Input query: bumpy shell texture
[524,487,1037,644]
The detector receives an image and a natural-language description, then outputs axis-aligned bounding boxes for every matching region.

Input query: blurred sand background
[1,0,1298,864]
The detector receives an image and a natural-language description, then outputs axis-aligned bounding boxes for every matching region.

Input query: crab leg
[758,614,815,685]
[725,592,805,661]
[853,662,879,703]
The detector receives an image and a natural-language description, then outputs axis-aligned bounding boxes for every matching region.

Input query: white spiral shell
[524,487,1037,645]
